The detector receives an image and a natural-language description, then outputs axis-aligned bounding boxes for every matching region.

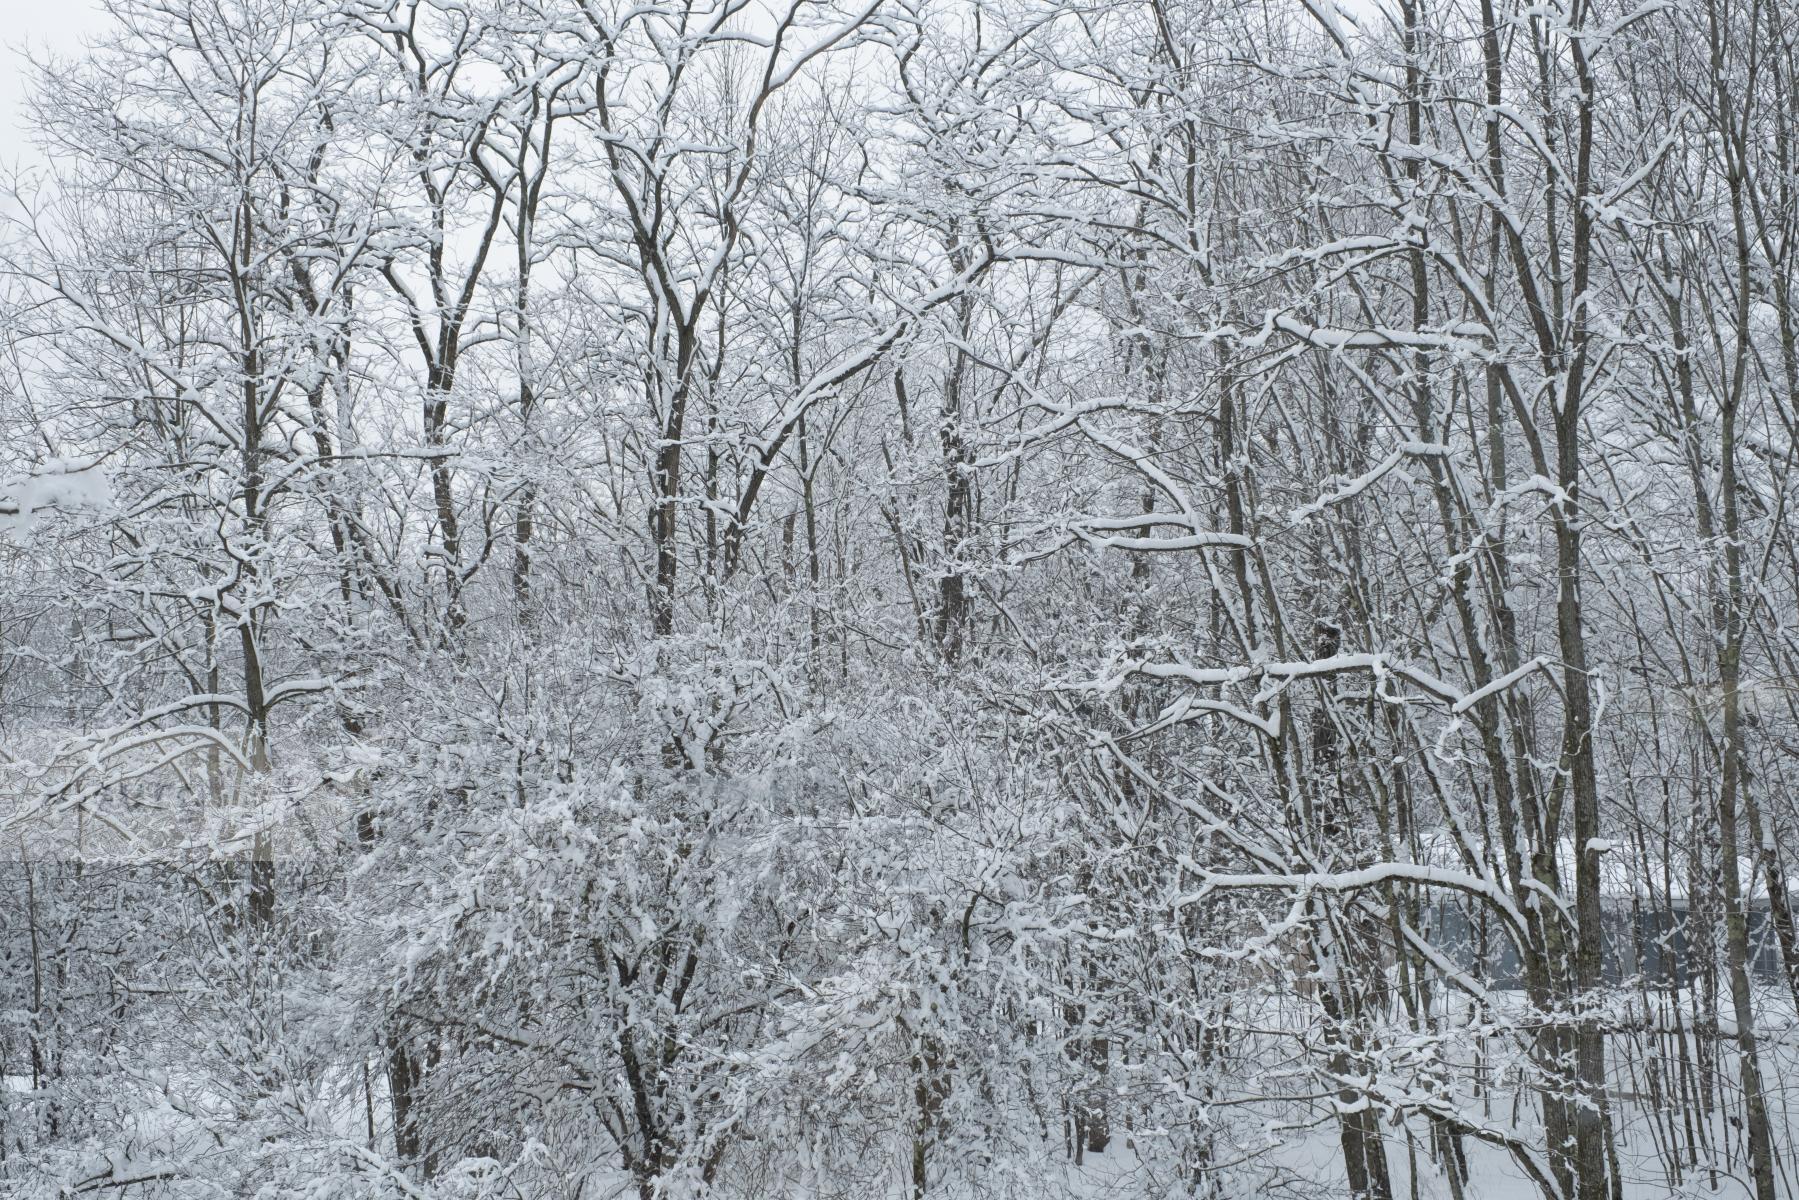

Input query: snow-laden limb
[1260,653,1463,705]
[1011,519,1253,564]
[1122,690,1283,741]
[1452,657,1552,714]
[1258,312,1495,359]
[1179,862,1532,947]
[1069,527,1257,554]
[1071,651,1482,731]
[968,393,1153,469]
[1070,658,1254,693]
[64,1154,188,1196]
[1072,416,1202,520]
[1287,441,1450,525]
[1297,0,1358,51]
[28,723,252,803]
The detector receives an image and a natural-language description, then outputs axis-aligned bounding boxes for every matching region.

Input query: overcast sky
[1,0,106,169]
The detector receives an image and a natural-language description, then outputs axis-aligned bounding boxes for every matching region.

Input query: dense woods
[5,0,1799,1196]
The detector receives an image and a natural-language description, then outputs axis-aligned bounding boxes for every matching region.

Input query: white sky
[1,0,107,169]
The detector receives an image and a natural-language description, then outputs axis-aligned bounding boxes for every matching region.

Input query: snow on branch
[1287,441,1450,525]
[1179,862,1531,946]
